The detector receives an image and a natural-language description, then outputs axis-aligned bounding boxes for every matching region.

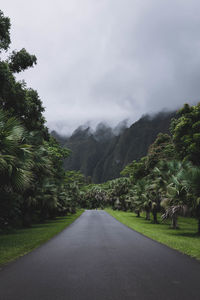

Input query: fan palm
[183,166,200,234]
[130,178,149,217]
[0,109,33,227]
[108,178,131,211]
[159,161,190,229]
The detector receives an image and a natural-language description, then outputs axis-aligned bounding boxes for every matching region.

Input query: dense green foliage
[0,10,81,229]
[171,103,200,165]
[81,104,200,236]
[0,10,10,51]
[8,48,37,73]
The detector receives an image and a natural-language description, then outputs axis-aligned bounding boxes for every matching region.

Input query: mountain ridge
[51,111,175,183]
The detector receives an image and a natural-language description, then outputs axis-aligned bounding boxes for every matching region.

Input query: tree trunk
[21,203,32,227]
[22,211,32,227]
[196,205,200,235]
[198,218,200,235]
[153,211,158,224]
[49,209,57,220]
[40,207,48,222]
[136,210,140,217]
[171,215,178,229]
[145,211,150,220]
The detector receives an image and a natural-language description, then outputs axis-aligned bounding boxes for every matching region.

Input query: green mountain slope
[52,112,175,183]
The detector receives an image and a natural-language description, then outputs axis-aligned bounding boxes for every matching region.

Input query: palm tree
[183,166,200,234]
[109,178,131,211]
[21,143,53,226]
[0,109,33,227]
[35,181,58,221]
[159,161,190,229]
[130,178,149,218]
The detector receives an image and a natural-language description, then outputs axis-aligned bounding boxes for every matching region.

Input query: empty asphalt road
[0,210,199,300]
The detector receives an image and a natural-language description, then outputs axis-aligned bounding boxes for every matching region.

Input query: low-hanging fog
[1,0,200,134]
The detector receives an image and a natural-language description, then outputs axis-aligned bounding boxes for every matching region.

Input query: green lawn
[0,210,83,266]
[105,208,200,260]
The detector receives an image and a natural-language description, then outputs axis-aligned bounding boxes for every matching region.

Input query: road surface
[0,210,199,300]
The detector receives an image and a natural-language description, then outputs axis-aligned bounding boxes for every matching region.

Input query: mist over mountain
[52,111,175,183]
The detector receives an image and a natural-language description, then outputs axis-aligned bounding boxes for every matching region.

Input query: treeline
[0,10,82,229]
[81,103,200,234]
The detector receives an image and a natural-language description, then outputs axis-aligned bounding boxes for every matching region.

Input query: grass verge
[105,208,200,260]
[0,209,84,266]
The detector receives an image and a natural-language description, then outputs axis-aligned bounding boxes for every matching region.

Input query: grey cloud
[1,0,200,134]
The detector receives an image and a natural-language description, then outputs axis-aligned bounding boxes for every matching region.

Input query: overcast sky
[1,0,200,134]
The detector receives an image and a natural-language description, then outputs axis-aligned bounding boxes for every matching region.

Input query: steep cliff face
[52,111,175,183]
[93,112,175,182]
